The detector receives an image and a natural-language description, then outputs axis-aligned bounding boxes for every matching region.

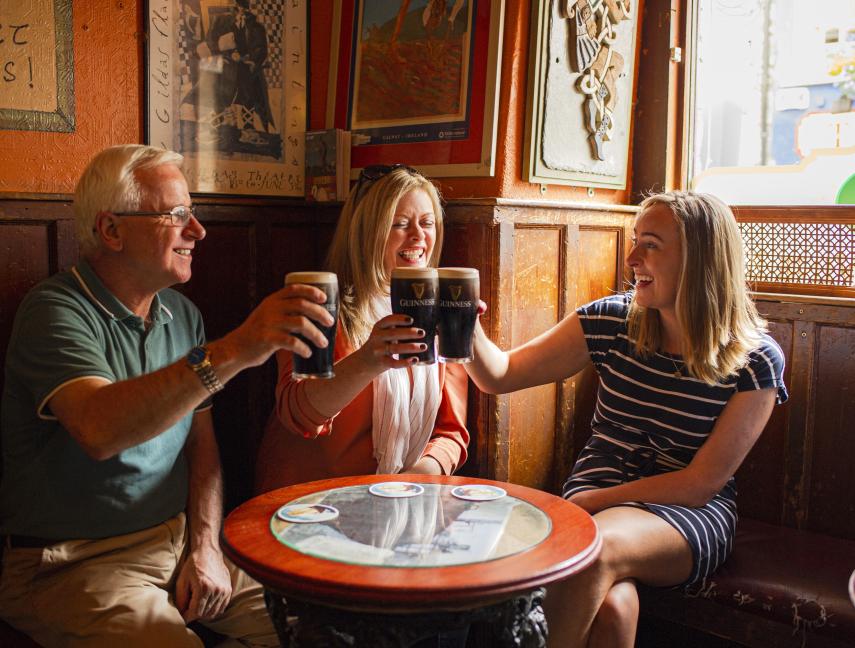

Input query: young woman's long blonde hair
[326,167,444,346]
[627,191,766,384]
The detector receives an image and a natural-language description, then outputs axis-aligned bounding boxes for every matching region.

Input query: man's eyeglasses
[112,205,197,227]
[353,164,418,205]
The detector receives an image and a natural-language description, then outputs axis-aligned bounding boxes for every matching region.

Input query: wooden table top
[221,475,601,609]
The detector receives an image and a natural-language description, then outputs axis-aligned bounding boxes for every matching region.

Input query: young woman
[255,165,469,493]
[463,191,788,647]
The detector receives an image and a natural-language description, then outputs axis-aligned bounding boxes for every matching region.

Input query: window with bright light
[689,0,855,205]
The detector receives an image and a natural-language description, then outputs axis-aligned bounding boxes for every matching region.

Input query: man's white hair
[74,144,184,256]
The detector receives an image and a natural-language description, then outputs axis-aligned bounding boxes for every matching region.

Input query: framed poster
[327,0,504,177]
[0,0,75,132]
[524,0,639,188]
[146,0,306,196]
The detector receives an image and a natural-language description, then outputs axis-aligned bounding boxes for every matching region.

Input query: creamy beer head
[390,267,439,279]
[285,271,338,286]
[437,267,479,363]
[284,271,339,379]
[437,268,479,280]
[390,267,439,364]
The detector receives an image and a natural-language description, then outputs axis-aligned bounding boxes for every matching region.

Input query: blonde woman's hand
[357,314,426,372]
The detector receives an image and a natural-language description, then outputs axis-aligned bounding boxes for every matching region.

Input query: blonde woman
[463,192,788,647]
[256,165,468,493]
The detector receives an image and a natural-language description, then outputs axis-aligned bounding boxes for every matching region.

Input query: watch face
[188,346,207,364]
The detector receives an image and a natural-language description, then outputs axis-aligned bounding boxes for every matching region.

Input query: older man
[0,145,332,646]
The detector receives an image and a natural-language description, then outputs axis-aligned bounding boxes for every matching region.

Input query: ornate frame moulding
[524,0,639,189]
[0,0,76,132]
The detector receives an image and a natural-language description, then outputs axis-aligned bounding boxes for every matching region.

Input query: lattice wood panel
[739,222,855,288]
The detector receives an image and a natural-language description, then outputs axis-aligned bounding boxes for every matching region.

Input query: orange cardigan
[255,327,470,494]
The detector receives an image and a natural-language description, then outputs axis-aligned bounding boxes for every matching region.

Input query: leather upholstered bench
[640,519,855,647]
[639,297,855,647]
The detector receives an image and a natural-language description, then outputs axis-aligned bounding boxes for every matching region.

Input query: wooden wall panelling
[733,315,791,524]
[630,0,683,201]
[734,207,855,300]
[441,214,495,478]
[0,201,77,415]
[567,226,628,490]
[508,224,563,490]
[443,203,634,489]
[781,313,814,530]
[746,300,855,540]
[440,204,507,476]
[489,218,517,482]
[180,220,258,509]
[809,320,855,538]
[554,224,580,494]
[0,198,636,504]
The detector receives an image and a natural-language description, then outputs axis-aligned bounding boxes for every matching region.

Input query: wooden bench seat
[641,519,855,647]
[639,297,855,647]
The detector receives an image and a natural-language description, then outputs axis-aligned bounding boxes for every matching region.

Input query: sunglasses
[112,205,197,227]
[353,164,419,205]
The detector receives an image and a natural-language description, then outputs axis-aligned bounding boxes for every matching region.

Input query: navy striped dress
[563,293,788,585]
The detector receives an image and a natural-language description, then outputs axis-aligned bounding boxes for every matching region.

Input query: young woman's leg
[587,579,638,648]
[544,506,693,647]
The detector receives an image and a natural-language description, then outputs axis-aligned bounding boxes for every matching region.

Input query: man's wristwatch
[186,345,224,394]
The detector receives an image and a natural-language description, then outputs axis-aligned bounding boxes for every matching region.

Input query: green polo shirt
[0,259,210,539]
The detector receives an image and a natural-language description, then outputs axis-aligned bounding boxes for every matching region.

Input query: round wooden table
[221,475,601,647]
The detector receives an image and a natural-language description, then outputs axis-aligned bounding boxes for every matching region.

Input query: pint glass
[390,267,438,365]
[284,271,338,379]
[437,268,479,363]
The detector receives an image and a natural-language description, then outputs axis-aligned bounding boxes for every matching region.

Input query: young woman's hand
[357,314,427,372]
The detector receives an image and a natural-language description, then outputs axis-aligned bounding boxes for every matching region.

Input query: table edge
[222,475,602,608]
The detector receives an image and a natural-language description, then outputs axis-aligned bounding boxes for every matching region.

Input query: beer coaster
[368,482,424,498]
[276,503,339,523]
[451,484,507,501]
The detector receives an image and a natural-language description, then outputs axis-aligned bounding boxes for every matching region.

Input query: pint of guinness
[437,268,479,363]
[285,271,338,379]
[390,267,438,365]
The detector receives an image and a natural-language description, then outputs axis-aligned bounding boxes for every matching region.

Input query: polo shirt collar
[71,259,174,326]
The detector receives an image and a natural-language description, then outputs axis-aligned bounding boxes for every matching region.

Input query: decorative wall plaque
[524,0,639,189]
[566,0,631,161]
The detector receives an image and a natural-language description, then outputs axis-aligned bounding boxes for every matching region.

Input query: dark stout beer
[390,267,438,365]
[437,268,479,363]
[285,271,338,379]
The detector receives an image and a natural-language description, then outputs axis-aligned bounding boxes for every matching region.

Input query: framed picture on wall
[146,0,306,196]
[0,0,75,133]
[326,0,504,178]
[523,0,639,189]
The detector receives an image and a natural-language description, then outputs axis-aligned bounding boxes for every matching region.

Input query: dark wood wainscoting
[0,197,636,506]
[0,197,339,509]
[741,297,855,538]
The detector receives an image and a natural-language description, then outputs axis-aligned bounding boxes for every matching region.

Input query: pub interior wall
[0,0,639,203]
[0,0,644,502]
